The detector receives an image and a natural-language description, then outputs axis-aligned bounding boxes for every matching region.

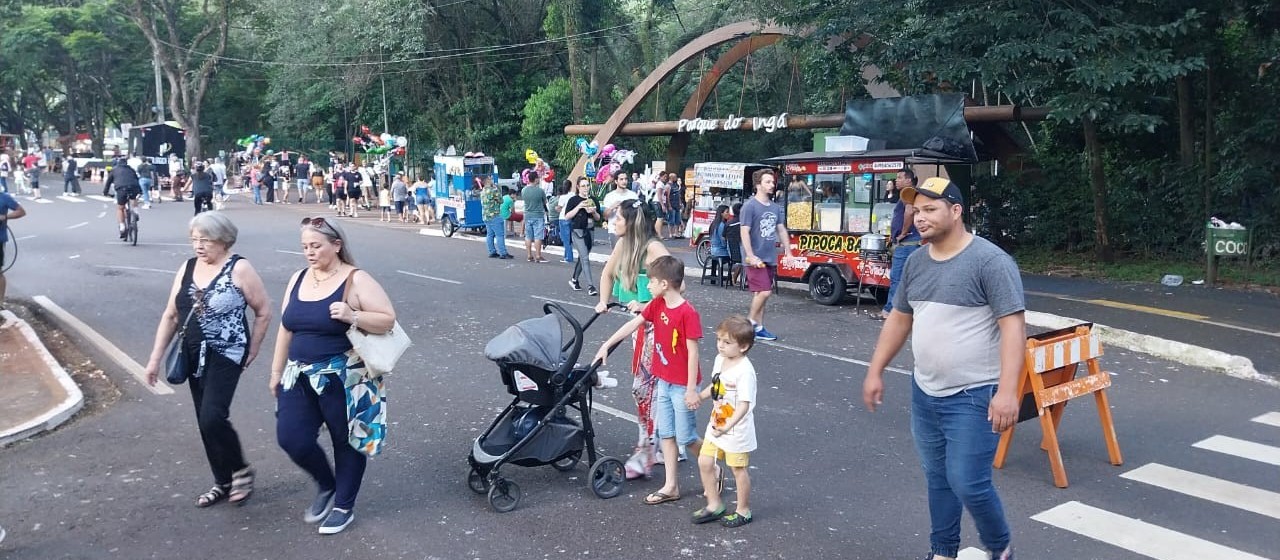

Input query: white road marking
[69,254,80,259]
[593,402,639,424]
[57,194,86,203]
[29,197,53,204]
[1032,501,1269,560]
[96,211,107,218]
[31,296,173,396]
[1027,290,1280,338]
[275,249,304,255]
[396,270,461,285]
[94,264,174,275]
[1193,435,1280,467]
[1252,412,1280,428]
[530,295,910,375]
[66,221,89,230]
[87,195,115,203]
[16,235,37,241]
[1120,463,1280,520]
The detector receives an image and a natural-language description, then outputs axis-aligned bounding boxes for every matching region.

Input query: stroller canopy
[484,313,565,371]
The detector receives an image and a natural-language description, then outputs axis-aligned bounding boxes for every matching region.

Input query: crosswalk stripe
[1252,412,1280,428]
[29,197,53,204]
[1194,435,1280,467]
[1120,463,1280,520]
[1032,501,1270,560]
[86,195,114,203]
[56,194,86,203]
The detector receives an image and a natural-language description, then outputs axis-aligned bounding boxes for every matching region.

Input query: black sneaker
[318,507,354,534]
[587,286,599,297]
[303,489,336,524]
[569,279,582,291]
[488,253,500,258]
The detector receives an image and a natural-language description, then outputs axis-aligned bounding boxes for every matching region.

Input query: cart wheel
[872,286,889,306]
[809,266,846,306]
[442,216,458,237]
[467,468,489,494]
[487,478,521,513]
[588,456,625,499]
[552,450,582,472]
[695,239,711,268]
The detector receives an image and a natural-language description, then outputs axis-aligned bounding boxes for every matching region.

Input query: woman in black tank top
[270,216,397,535]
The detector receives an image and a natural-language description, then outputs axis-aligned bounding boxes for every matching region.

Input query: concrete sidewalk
[0,310,83,447]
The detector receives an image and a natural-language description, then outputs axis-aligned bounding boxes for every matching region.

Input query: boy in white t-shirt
[693,315,758,528]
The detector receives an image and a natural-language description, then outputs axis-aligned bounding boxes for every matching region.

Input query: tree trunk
[1175,75,1194,167]
[1203,62,1215,219]
[560,0,584,121]
[1082,116,1113,262]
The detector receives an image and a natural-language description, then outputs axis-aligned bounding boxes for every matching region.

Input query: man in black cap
[862,177,1023,560]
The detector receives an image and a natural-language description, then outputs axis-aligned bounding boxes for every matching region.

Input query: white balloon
[396,136,408,147]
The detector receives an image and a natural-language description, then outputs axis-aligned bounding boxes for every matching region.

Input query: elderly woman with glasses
[270,216,396,535]
[144,211,272,509]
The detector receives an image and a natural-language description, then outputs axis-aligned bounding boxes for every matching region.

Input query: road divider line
[593,402,639,424]
[1193,435,1280,467]
[1119,463,1280,520]
[87,195,114,203]
[1031,500,1269,560]
[94,264,174,275]
[31,295,173,396]
[397,270,461,285]
[96,211,107,218]
[1252,412,1280,428]
[66,222,89,230]
[16,235,37,241]
[1026,290,1279,338]
[57,195,86,203]
[275,249,304,255]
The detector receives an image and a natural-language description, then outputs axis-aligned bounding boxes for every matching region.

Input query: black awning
[761,148,973,166]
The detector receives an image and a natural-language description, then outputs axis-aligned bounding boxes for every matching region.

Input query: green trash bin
[1206,227,1249,257]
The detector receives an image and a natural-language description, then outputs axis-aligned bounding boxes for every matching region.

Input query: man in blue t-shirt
[882,169,923,319]
[738,169,788,341]
[0,191,28,306]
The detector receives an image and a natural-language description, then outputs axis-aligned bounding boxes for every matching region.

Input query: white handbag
[342,271,411,375]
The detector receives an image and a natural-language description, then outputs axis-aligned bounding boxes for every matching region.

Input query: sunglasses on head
[301,216,334,230]
[710,371,723,402]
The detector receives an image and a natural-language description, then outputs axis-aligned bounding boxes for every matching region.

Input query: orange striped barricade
[993,324,1123,488]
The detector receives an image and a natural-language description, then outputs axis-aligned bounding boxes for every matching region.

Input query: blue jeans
[884,244,920,313]
[139,178,153,204]
[485,216,509,256]
[559,219,574,261]
[911,381,1011,558]
[252,185,262,204]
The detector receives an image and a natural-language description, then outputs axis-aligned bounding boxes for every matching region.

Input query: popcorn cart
[434,154,496,237]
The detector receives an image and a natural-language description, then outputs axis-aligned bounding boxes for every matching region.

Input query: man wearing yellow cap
[861,177,1024,560]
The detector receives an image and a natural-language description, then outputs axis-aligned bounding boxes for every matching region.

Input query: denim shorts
[653,379,698,446]
[524,216,547,240]
[665,208,680,224]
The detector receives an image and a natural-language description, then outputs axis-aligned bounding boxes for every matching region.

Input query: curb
[0,310,84,447]
[1024,310,1274,388]
[416,227,1270,386]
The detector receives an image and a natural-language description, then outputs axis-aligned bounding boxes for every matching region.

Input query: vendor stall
[686,162,771,267]
[434,154,496,237]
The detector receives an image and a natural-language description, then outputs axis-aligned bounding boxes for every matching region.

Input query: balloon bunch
[575,138,637,184]
[235,134,273,157]
[521,149,555,184]
[352,124,407,156]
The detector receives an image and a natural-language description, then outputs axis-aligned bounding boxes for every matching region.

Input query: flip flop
[643,491,680,505]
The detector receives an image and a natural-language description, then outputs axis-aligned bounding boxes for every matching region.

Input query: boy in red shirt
[595,255,703,505]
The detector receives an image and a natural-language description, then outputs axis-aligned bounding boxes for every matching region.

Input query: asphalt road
[2,190,1279,559]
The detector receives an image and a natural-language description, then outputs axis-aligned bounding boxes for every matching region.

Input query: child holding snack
[692,315,757,528]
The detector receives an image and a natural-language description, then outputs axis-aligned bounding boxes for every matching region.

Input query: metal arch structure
[569,21,806,180]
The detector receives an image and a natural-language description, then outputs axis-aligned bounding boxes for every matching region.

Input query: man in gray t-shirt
[862,177,1022,560]
[521,181,548,262]
[738,169,788,341]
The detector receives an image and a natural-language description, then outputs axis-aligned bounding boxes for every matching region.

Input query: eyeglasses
[190,237,215,246]
[301,216,337,235]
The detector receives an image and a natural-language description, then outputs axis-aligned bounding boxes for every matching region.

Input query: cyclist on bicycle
[105,157,142,239]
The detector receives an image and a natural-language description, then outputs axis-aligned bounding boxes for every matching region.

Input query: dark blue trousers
[276,374,367,510]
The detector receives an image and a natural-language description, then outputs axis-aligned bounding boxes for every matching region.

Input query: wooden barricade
[993,324,1123,488]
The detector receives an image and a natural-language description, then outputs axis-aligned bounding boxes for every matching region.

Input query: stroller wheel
[467,468,489,494]
[588,456,625,499]
[488,478,521,513]
[551,450,582,472]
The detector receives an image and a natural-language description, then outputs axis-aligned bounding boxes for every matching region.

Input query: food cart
[434,154,496,237]
[761,148,970,305]
[686,162,771,267]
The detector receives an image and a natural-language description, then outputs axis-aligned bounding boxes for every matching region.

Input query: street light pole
[153,53,165,123]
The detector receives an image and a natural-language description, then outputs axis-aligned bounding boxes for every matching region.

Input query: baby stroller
[468,302,627,512]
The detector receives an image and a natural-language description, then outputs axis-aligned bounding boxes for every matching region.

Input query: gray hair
[189,211,238,248]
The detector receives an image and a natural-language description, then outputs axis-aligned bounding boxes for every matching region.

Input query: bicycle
[124,202,139,246]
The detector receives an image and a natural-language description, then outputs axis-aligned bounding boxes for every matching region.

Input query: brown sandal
[228,466,254,505]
